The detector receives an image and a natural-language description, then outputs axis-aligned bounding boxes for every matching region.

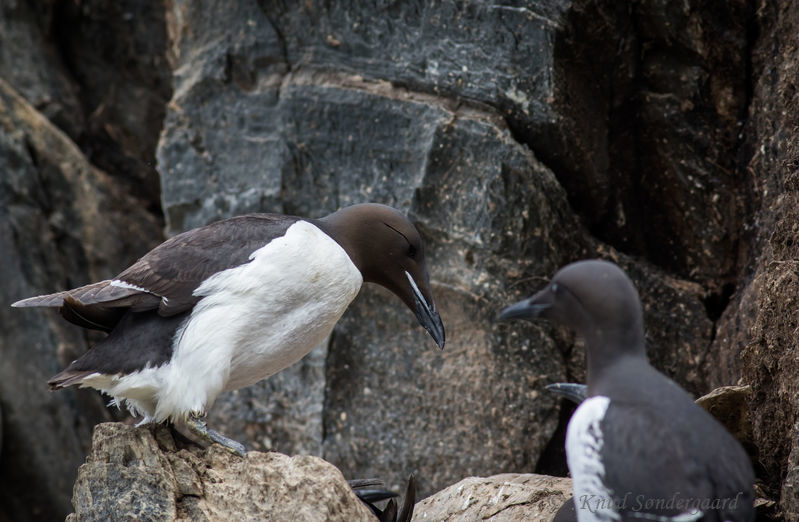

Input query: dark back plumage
[14,214,299,331]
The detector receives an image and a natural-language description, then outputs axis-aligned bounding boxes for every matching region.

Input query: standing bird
[13,203,445,455]
[499,260,753,522]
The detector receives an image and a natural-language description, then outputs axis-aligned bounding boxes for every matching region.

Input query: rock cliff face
[1,0,797,520]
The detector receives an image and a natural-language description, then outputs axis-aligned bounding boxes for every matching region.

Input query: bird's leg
[185,413,247,457]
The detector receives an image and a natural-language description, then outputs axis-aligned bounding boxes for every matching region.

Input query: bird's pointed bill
[405,271,445,349]
[497,298,551,322]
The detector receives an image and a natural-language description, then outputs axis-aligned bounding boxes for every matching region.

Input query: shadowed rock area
[2,0,798,520]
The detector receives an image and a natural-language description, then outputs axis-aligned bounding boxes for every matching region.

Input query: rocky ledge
[67,423,572,521]
[67,423,374,521]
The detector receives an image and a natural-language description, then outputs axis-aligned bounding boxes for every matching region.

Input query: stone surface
[67,423,375,522]
[0,0,84,138]
[705,2,799,519]
[54,0,173,206]
[412,473,572,521]
[696,385,754,457]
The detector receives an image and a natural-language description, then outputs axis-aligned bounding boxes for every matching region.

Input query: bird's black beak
[497,297,551,322]
[545,382,588,405]
[405,271,445,349]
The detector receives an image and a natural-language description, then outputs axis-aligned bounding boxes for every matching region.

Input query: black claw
[349,474,416,522]
[397,474,416,522]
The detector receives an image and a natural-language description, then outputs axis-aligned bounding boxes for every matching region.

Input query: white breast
[150,220,363,421]
[566,395,619,522]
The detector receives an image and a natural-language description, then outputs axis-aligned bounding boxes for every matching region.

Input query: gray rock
[54,0,173,205]
[261,0,750,291]
[68,423,375,522]
[0,0,84,138]
[695,385,753,455]
[412,473,572,521]
[704,2,799,517]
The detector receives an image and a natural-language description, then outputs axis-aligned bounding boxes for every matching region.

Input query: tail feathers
[13,281,161,332]
[48,369,96,390]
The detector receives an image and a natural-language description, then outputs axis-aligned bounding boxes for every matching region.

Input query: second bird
[500,259,753,522]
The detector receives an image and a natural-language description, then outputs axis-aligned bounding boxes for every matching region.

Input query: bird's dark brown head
[319,203,445,348]
[499,259,645,359]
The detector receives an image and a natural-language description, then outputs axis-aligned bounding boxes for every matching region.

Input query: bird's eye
[551,283,558,292]
[408,244,417,259]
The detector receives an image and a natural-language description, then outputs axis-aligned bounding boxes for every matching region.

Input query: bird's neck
[313,216,365,272]
[584,326,647,392]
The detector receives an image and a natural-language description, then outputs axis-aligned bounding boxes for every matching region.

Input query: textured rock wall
[0,2,168,520]
[712,1,799,513]
[2,0,798,520]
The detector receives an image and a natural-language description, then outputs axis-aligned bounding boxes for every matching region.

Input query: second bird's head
[498,259,643,351]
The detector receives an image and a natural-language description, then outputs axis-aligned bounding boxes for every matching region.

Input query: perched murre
[13,203,445,455]
[499,260,754,522]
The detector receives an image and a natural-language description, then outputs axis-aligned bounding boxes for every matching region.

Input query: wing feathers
[12,280,159,308]
[13,213,298,327]
[13,280,162,331]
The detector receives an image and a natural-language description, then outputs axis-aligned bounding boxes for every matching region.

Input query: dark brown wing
[115,214,299,315]
[12,213,300,330]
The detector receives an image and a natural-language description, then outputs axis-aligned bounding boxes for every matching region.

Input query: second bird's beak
[405,271,445,349]
[497,296,551,322]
